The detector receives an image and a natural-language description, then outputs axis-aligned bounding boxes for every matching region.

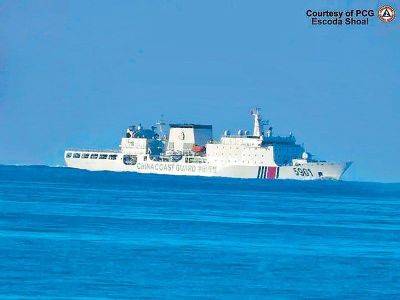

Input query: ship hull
[65,153,351,180]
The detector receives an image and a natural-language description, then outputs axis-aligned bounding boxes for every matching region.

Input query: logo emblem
[378,5,396,23]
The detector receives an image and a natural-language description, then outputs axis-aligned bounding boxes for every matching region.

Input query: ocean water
[0,165,399,299]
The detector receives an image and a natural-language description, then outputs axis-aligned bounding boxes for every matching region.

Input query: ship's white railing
[65,149,120,153]
[222,134,259,138]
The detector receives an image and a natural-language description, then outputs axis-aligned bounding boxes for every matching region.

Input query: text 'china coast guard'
[65,108,351,180]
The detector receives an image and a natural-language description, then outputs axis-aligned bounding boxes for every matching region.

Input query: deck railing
[65,149,120,153]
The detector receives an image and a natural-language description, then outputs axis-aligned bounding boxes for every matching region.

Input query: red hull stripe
[267,167,277,179]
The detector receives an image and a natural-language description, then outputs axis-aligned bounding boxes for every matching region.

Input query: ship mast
[251,108,263,137]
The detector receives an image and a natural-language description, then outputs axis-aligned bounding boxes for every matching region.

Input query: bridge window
[99,154,108,159]
[65,152,72,158]
[82,153,90,159]
[73,153,81,158]
[90,154,98,159]
[108,154,117,160]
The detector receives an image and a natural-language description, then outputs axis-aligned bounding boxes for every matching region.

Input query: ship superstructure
[65,109,351,180]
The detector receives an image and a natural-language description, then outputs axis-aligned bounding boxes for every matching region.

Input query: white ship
[65,109,351,180]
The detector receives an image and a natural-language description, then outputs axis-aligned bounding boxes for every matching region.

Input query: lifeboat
[192,145,206,153]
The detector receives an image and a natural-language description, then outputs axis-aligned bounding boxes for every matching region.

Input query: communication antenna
[155,114,167,140]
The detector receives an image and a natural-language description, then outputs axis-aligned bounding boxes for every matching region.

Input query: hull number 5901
[293,167,313,177]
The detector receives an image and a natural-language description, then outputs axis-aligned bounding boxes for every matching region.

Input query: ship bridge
[205,108,305,166]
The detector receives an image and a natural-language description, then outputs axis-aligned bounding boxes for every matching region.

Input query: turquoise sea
[0,165,399,299]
